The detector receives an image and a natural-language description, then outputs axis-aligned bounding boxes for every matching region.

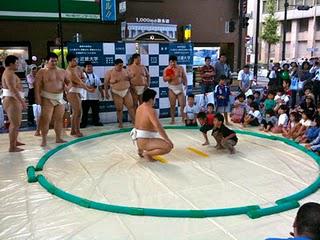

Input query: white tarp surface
[0,127,319,240]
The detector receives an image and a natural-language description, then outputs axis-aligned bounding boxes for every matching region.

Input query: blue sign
[169,43,193,66]
[68,42,104,66]
[101,0,117,22]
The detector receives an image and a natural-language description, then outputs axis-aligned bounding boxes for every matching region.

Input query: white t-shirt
[249,110,262,123]
[274,94,290,104]
[299,119,312,127]
[237,70,253,89]
[278,113,288,126]
[82,72,102,101]
[184,104,199,120]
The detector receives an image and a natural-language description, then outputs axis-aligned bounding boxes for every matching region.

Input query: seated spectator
[230,93,246,123]
[263,91,277,114]
[274,87,290,112]
[272,105,289,133]
[299,115,320,144]
[184,94,199,126]
[282,111,301,138]
[260,109,278,132]
[245,94,255,112]
[298,95,316,117]
[197,104,215,146]
[306,130,320,153]
[253,90,261,105]
[292,110,313,141]
[265,202,320,240]
[242,102,262,127]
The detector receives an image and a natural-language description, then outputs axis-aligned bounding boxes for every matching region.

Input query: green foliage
[261,0,280,45]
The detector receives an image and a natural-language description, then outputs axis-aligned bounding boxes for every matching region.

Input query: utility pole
[254,0,261,79]
[311,0,317,57]
[58,0,65,68]
[238,0,244,70]
[282,0,289,61]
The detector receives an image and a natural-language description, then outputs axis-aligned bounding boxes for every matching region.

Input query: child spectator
[198,104,215,145]
[282,78,291,97]
[260,109,278,132]
[263,91,276,113]
[242,102,262,127]
[214,75,231,124]
[298,115,320,143]
[292,110,313,141]
[271,105,289,133]
[245,94,255,112]
[230,93,246,123]
[306,131,320,153]
[253,91,261,105]
[274,87,290,112]
[184,94,199,126]
[282,111,301,138]
[211,113,238,154]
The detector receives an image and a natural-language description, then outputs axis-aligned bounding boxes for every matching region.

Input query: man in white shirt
[81,61,104,128]
[26,64,37,126]
[238,65,253,93]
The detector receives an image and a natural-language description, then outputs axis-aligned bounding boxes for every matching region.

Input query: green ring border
[26,126,320,219]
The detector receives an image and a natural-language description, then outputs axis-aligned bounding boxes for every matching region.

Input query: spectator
[266,202,320,240]
[231,93,246,123]
[184,94,199,126]
[242,102,262,127]
[238,64,253,94]
[282,111,301,138]
[214,53,232,85]
[272,105,289,134]
[26,64,37,126]
[81,61,104,128]
[200,56,216,94]
[260,109,278,132]
[214,75,231,124]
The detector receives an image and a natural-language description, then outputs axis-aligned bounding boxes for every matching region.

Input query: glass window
[278,0,285,11]
[286,20,292,32]
[305,0,313,6]
[295,0,304,6]
[317,16,320,31]
[317,0,320,5]
[288,0,295,9]
[299,18,309,32]
[263,0,267,13]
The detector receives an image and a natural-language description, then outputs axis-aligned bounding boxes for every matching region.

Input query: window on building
[299,18,309,32]
[317,0,320,5]
[304,0,313,6]
[278,0,285,11]
[317,17,320,31]
[288,0,295,10]
[295,0,304,6]
[288,20,292,32]
[263,0,267,13]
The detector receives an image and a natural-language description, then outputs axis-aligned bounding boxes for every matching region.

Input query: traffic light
[297,5,312,10]
[242,17,249,28]
[229,20,235,32]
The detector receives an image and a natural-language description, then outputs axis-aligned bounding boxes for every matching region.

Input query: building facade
[0,0,246,69]
[260,0,320,63]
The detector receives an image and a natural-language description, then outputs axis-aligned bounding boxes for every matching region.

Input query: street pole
[238,0,244,70]
[311,0,317,57]
[282,0,289,61]
[253,0,261,79]
[58,0,65,68]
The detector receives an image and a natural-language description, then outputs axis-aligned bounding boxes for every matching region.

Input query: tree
[261,0,280,64]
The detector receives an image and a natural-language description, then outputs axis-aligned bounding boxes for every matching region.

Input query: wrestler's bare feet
[16,141,25,146]
[138,149,144,158]
[40,141,47,147]
[118,123,123,128]
[9,147,24,152]
[170,119,175,125]
[202,141,209,146]
[143,152,156,162]
[56,139,67,144]
[215,144,224,150]
[70,130,76,136]
[34,131,41,136]
[75,132,83,138]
